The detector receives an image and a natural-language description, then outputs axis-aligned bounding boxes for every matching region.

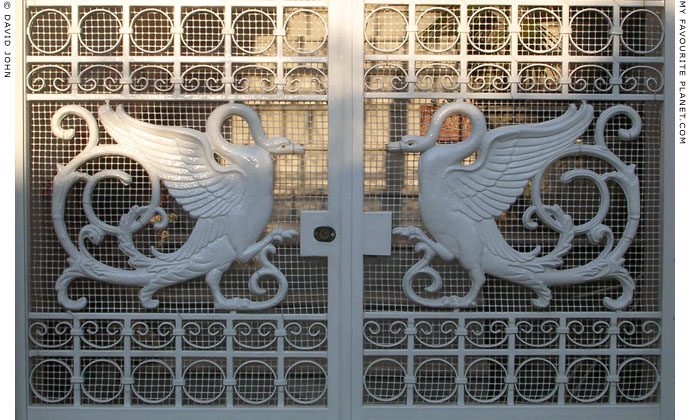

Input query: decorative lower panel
[28,313,328,407]
[363,313,660,405]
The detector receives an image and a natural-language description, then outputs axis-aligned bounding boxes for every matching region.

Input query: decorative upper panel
[25,3,329,99]
[363,2,664,98]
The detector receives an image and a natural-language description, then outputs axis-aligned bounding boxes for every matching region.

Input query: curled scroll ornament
[50,103,303,310]
[389,102,641,310]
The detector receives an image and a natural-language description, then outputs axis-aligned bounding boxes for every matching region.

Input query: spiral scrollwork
[515,319,560,348]
[129,65,174,93]
[77,65,123,93]
[465,320,509,348]
[414,320,458,348]
[29,321,73,349]
[232,321,278,350]
[617,320,661,348]
[80,320,125,349]
[181,65,225,93]
[131,321,176,349]
[568,64,613,93]
[181,321,226,350]
[363,320,408,348]
[467,64,511,92]
[517,64,562,92]
[620,65,664,94]
[284,321,328,350]
[364,63,409,92]
[415,64,461,91]
[26,65,71,93]
[284,66,327,94]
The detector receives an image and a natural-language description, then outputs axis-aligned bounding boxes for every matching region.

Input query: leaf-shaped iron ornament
[388,102,641,310]
[51,103,304,310]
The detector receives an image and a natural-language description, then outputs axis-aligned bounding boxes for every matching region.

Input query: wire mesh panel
[25,0,330,411]
[362,0,664,409]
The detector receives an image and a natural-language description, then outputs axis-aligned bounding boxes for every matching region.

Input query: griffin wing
[444,104,594,222]
[99,104,245,219]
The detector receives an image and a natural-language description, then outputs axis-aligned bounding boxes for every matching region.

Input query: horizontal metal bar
[27,94,328,102]
[29,312,328,320]
[358,405,661,420]
[30,350,328,358]
[362,0,663,6]
[364,55,665,64]
[362,348,661,357]
[28,407,332,420]
[364,312,661,319]
[363,92,664,101]
[27,56,328,64]
[27,0,328,6]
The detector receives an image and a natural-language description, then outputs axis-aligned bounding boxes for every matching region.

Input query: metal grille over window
[26,1,329,408]
[362,0,663,407]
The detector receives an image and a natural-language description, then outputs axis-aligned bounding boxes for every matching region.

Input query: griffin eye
[281,144,287,148]
[407,141,414,146]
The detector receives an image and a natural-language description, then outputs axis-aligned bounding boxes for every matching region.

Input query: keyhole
[314,226,336,242]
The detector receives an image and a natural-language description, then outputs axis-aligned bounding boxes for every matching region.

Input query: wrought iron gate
[17,1,672,419]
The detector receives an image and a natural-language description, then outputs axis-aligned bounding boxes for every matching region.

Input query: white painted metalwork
[388,101,641,310]
[18,0,670,419]
[51,103,303,310]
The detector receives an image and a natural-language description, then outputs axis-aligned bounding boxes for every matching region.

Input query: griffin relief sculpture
[388,102,641,310]
[51,103,304,310]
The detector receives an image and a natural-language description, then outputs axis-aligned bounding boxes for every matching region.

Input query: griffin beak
[387,141,403,152]
[290,144,305,155]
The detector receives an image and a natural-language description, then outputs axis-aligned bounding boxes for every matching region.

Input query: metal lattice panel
[21,0,668,416]
[360,0,664,408]
[26,1,330,409]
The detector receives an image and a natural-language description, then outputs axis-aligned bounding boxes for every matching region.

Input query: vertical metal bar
[457,315,466,407]
[405,317,415,406]
[507,317,515,406]
[510,3,519,97]
[608,314,618,405]
[73,318,81,406]
[459,3,468,96]
[226,317,234,408]
[407,2,416,96]
[344,0,361,417]
[174,317,182,407]
[328,0,352,418]
[276,3,285,96]
[276,317,285,407]
[123,318,132,407]
[611,4,621,98]
[121,4,131,96]
[659,1,675,419]
[561,4,570,95]
[172,4,181,96]
[224,4,232,96]
[70,4,79,95]
[557,315,566,405]
[16,3,29,418]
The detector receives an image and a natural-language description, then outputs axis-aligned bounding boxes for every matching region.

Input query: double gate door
[20,0,672,419]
